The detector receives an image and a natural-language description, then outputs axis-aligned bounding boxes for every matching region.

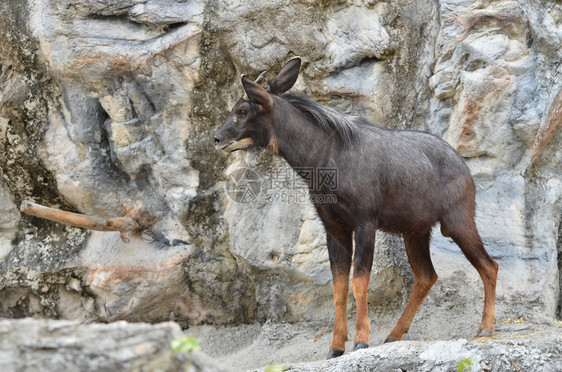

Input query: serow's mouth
[216,141,233,151]
[217,138,254,152]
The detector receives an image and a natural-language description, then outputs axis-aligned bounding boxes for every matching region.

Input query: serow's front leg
[351,222,377,351]
[326,227,353,359]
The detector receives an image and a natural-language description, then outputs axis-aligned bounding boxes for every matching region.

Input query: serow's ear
[269,57,301,95]
[242,75,273,112]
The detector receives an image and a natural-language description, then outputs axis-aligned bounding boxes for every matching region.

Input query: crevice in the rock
[466,59,486,72]
[149,230,172,248]
[556,219,562,320]
[127,82,157,122]
[88,14,147,27]
[358,56,381,66]
[225,249,258,323]
[87,14,189,40]
[97,117,132,183]
[333,55,382,73]
[526,30,534,48]
[131,164,153,192]
[162,22,189,33]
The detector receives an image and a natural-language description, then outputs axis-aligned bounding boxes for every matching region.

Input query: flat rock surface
[192,320,562,371]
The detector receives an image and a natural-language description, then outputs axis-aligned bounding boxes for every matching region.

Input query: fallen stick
[20,200,140,243]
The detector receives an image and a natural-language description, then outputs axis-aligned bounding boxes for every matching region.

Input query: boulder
[0,317,229,372]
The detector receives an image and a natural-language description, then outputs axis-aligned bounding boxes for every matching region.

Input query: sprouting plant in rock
[457,357,474,371]
[171,336,201,371]
[264,364,288,372]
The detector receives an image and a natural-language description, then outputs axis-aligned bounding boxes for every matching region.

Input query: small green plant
[264,365,287,372]
[457,357,473,372]
[171,336,201,371]
[171,336,201,355]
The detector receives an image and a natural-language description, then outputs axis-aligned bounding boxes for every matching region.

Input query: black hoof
[477,329,493,337]
[384,337,397,343]
[353,342,369,351]
[327,349,344,359]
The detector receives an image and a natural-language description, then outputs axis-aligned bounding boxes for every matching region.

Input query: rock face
[0,317,229,372]
[0,0,560,341]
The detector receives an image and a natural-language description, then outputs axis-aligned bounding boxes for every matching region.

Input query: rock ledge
[285,327,562,372]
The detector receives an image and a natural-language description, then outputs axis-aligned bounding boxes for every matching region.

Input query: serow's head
[214,57,301,152]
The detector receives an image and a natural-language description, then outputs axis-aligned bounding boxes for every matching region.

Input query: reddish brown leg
[352,274,370,347]
[329,269,350,354]
[449,222,498,336]
[352,223,376,350]
[325,227,353,359]
[386,232,437,342]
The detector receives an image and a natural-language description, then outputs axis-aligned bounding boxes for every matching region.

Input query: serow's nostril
[214,137,220,146]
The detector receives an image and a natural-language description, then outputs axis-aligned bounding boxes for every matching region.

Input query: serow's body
[214,58,498,359]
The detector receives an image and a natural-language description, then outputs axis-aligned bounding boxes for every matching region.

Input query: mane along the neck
[282,92,359,146]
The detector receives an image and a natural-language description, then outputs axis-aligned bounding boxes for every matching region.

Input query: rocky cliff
[0,0,560,353]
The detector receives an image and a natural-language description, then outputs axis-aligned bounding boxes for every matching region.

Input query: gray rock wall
[0,0,560,333]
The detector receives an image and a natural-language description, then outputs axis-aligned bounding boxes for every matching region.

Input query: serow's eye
[239,110,247,116]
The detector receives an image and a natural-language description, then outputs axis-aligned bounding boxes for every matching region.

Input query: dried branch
[255,70,267,84]
[20,200,141,243]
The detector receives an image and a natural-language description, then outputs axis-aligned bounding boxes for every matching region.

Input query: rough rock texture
[0,0,561,346]
[0,317,229,372]
[0,318,560,372]
[284,327,562,372]
[190,317,562,370]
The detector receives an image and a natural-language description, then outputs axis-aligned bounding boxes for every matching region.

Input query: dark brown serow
[214,58,498,359]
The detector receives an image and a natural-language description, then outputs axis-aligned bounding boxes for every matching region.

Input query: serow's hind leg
[443,217,498,336]
[386,232,437,342]
[351,222,377,351]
